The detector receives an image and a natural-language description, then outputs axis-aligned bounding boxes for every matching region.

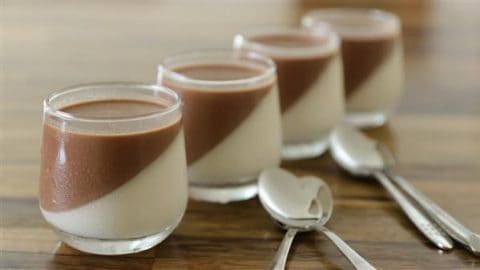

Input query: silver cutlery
[330,125,453,250]
[258,168,376,270]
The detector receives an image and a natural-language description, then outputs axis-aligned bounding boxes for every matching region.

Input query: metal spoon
[378,139,480,256]
[258,168,376,270]
[330,125,453,250]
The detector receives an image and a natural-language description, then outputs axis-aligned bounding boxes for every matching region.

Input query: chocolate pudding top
[303,9,401,96]
[174,63,262,81]
[62,99,165,118]
[236,29,338,111]
[235,27,338,59]
[303,8,400,39]
[39,99,182,211]
[162,62,275,164]
[250,34,328,48]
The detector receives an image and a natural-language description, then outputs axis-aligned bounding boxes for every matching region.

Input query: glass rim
[233,25,339,58]
[43,82,181,123]
[302,8,400,36]
[158,48,276,89]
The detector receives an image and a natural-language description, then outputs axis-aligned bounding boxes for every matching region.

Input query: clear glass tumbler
[158,49,282,203]
[303,8,404,128]
[234,26,345,160]
[39,83,188,255]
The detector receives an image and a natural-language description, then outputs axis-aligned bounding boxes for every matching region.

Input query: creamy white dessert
[39,85,188,255]
[234,27,344,159]
[159,52,282,202]
[41,131,188,239]
[188,87,282,185]
[345,39,403,113]
[281,56,344,143]
[303,8,404,127]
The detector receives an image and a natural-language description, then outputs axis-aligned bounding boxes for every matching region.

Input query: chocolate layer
[250,34,326,48]
[163,64,273,164]
[341,36,395,97]
[39,100,182,212]
[250,34,334,112]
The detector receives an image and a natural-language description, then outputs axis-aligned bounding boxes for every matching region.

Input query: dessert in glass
[39,83,188,255]
[303,8,404,128]
[234,26,344,159]
[158,49,282,203]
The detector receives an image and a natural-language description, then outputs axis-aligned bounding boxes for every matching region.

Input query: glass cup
[303,8,404,128]
[158,49,282,203]
[39,83,188,255]
[234,26,345,160]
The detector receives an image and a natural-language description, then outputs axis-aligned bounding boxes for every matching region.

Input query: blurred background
[2,0,479,113]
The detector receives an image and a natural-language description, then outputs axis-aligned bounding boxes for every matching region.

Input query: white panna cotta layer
[41,132,188,239]
[281,56,345,143]
[347,40,404,112]
[188,88,282,186]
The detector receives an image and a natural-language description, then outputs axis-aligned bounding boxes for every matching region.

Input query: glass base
[56,222,178,255]
[345,111,389,128]
[189,180,258,203]
[281,134,330,160]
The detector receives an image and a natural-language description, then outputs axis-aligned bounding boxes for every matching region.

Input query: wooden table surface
[2,0,480,269]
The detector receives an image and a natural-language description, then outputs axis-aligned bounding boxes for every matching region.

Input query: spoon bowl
[258,168,332,230]
[330,125,384,176]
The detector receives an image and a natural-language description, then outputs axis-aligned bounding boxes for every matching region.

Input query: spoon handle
[373,172,453,250]
[388,173,480,255]
[268,228,298,270]
[316,226,376,270]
